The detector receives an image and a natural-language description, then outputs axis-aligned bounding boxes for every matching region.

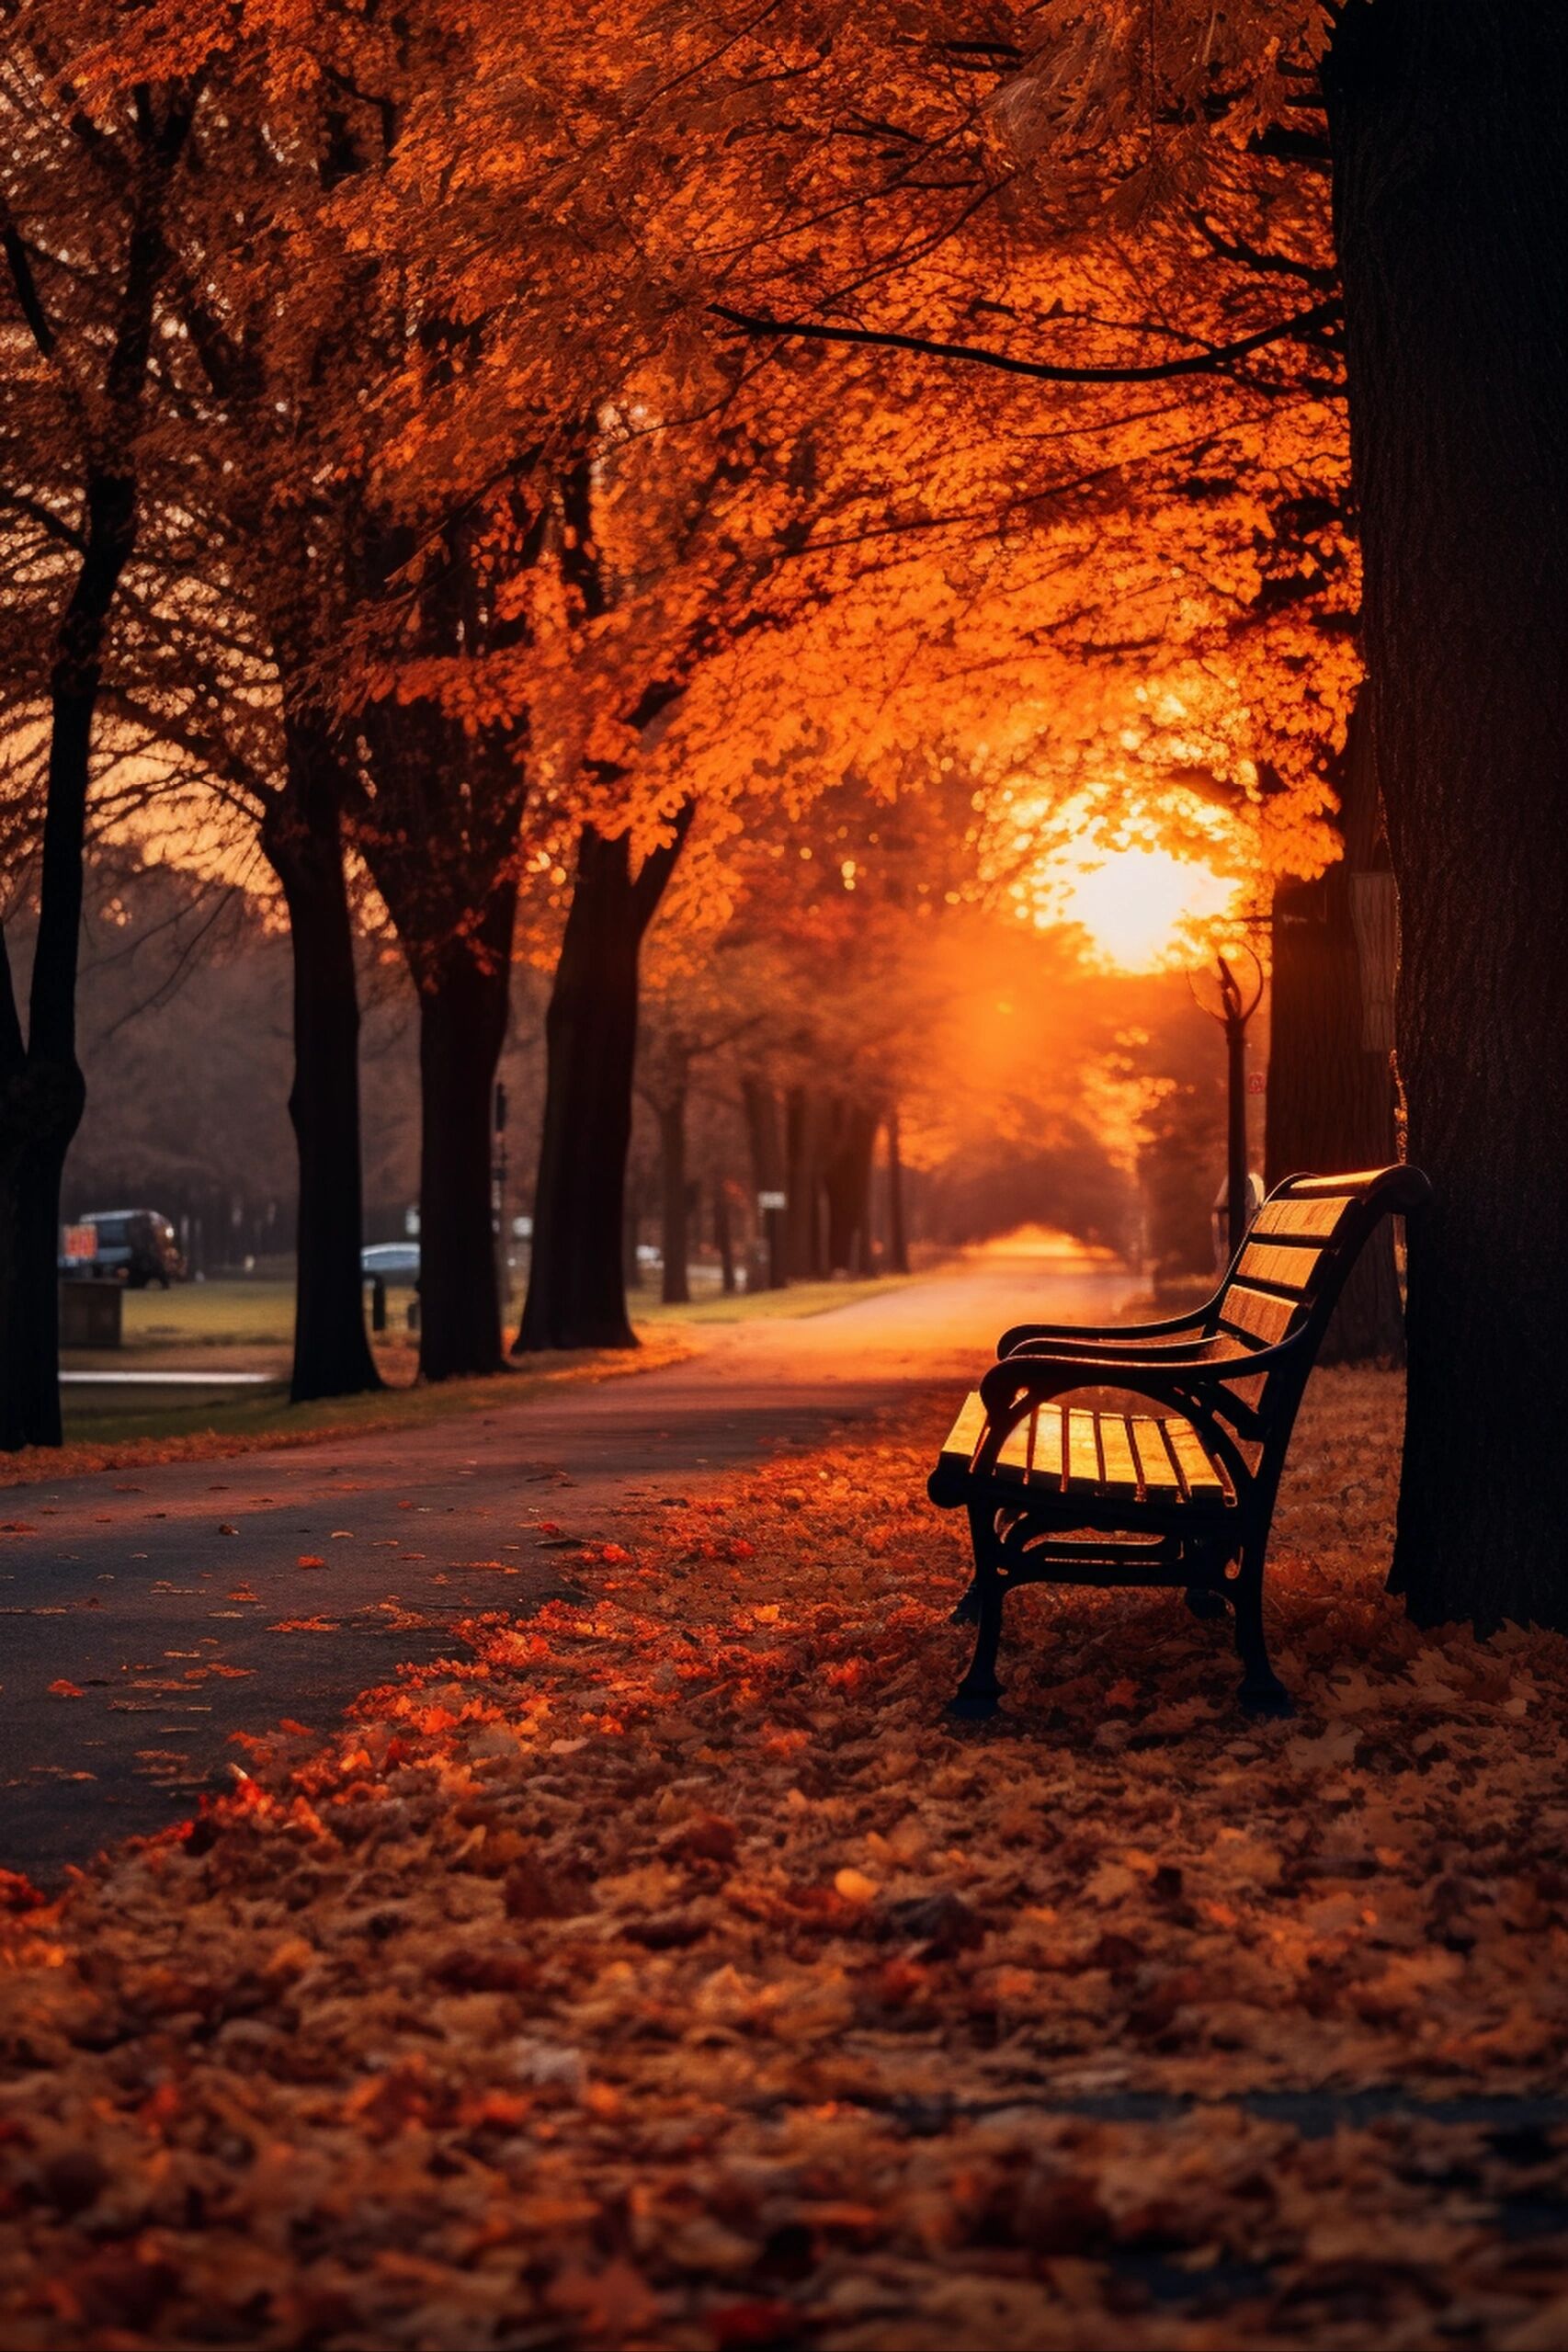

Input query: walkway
[1,1251,1129,1877]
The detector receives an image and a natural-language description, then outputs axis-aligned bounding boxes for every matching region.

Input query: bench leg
[949,1506,1005,1718]
[1232,1540,1292,1718]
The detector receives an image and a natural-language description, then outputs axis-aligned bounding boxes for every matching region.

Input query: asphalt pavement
[1,1250,1131,1880]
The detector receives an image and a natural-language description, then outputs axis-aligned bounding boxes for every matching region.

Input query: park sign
[62,1224,97,1262]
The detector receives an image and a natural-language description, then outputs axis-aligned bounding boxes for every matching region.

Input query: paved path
[2,1252,1130,1880]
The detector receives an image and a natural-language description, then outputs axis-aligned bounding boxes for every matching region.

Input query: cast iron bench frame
[927,1164,1430,1720]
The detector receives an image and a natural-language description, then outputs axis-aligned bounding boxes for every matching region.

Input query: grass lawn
[13,1336,695,1488]
[635,1271,922,1325]
[73,1269,919,1358]
[111,1277,298,1350]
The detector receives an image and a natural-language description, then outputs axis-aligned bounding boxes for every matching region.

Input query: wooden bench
[927,1165,1430,1720]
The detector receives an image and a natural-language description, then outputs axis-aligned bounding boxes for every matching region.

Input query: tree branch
[630,796,696,931]
[708,298,1342,384]
[1,212,58,359]
[1188,210,1337,290]
[0,488,84,551]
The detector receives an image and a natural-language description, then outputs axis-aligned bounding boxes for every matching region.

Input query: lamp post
[1190,945,1266,1266]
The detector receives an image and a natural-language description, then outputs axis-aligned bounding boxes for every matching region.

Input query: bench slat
[1165,1418,1227,1501]
[1098,1414,1139,1493]
[1031,1404,1066,1490]
[1237,1240,1324,1294]
[1251,1195,1352,1240]
[940,1399,1229,1507]
[995,1413,1032,1480]
[1130,1416,1183,1499]
[1288,1167,1391,1195]
[1221,1284,1298,1346]
[1065,1407,1102,1492]
[938,1392,988,1470]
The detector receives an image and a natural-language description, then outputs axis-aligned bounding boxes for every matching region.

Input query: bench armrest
[977,1328,1310,1443]
[997,1305,1213,1357]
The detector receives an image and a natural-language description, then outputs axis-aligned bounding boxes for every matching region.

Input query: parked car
[360,1242,420,1282]
[60,1210,184,1290]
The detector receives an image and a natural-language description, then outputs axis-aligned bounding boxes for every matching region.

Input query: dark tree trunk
[516,809,692,1352]
[262,725,381,1403]
[824,1099,879,1274]
[714,1180,737,1293]
[658,1093,690,1306]
[1267,699,1404,1365]
[0,95,189,1451]
[1324,1,1568,1627]
[623,1172,643,1292]
[885,1102,910,1276]
[785,1086,825,1280]
[417,906,515,1381]
[0,473,135,1450]
[742,1076,787,1285]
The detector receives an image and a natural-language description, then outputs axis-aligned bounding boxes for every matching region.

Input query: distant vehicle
[60,1210,184,1290]
[361,1242,420,1281]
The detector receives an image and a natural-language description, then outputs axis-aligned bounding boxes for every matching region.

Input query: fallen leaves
[44,1680,83,1700]
[4,1369,1568,2348]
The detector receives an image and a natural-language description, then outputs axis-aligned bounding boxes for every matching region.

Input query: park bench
[927,1164,1430,1720]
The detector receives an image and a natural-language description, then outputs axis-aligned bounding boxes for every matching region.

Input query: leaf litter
[3,1368,1568,2348]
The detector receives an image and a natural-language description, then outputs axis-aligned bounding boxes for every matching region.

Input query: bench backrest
[1184,1164,1429,1497]
[1208,1162,1428,1387]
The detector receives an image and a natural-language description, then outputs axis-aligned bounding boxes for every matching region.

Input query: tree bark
[1324,0,1568,1627]
[261,722,382,1402]
[0,472,135,1449]
[1266,699,1404,1365]
[714,1179,737,1293]
[742,1075,788,1285]
[824,1098,879,1274]
[416,903,515,1381]
[784,1086,825,1280]
[885,1102,910,1276]
[0,93,190,1450]
[515,809,692,1352]
[658,1092,690,1306]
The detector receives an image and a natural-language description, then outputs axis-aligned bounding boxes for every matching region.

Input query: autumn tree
[630,2,1567,1624]
[0,22,194,1448]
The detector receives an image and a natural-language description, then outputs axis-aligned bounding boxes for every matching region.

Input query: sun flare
[1055,844,1238,971]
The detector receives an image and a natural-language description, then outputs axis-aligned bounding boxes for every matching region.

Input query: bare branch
[708,298,1343,385]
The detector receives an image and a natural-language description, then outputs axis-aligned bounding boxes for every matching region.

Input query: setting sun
[1055,844,1239,970]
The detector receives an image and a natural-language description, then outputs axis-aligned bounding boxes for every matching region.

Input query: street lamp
[1189,944,1265,1266]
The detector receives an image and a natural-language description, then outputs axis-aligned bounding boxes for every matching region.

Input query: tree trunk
[885,1102,910,1275]
[658,1094,690,1306]
[785,1086,825,1280]
[623,1172,643,1292]
[1324,0,1568,1628]
[262,728,381,1403]
[417,914,514,1381]
[824,1099,879,1274]
[714,1180,737,1293]
[742,1076,787,1285]
[0,472,137,1450]
[1267,699,1404,1365]
[516,809,692,1352]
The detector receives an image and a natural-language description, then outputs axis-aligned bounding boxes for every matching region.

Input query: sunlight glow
[1055,844,1238,971]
